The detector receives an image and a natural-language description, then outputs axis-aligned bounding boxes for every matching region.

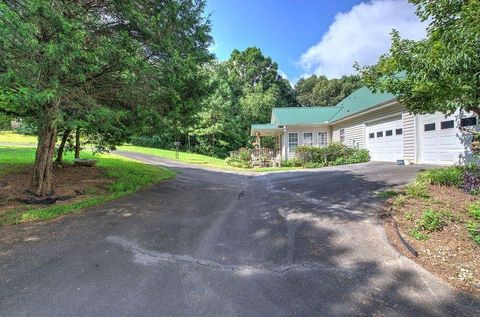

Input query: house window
[396,128,403,135]
[369,133,375,139]
[288,133,298,153]
[377,131,383,137]
[441,120,454,129]
[460,117,477,127]
[424,123,435,131]
[318,132,328,147]
[303,132,313,146]
[339,129,345,143]
[385,130,393,136]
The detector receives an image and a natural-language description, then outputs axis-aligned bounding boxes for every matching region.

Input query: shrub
[466,221,480,245]
[468,202,480,220]
[225,148,252,169]
[461,169,480,194]
[294,143,369,167]
[405,181,430,198]
[418,167,463,187]
[281,158,302,167]
[419,209,446,232]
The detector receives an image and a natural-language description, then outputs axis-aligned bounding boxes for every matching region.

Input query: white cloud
[298,0,427,79]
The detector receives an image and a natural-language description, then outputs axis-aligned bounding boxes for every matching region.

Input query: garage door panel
[366,117,403,162]
[419,112,475,164]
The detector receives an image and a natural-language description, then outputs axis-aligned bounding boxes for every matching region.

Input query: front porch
[229,124,284,167]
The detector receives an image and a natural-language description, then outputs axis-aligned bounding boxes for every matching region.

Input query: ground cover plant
[0,146,175,225]
[381,166,480,295]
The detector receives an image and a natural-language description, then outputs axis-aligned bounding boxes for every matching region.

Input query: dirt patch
[382,185,480,296]
[0,164,111,217]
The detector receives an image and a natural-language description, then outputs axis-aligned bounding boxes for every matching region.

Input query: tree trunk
[55,129,71,165]
[29,103,59,196]
[75,129,81,159]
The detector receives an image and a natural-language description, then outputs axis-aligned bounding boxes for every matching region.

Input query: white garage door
[419,112,476,164]
[366,116,404,162]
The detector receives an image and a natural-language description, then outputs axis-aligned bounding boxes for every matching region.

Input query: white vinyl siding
[402,112,416,162]
[303,132,313,146]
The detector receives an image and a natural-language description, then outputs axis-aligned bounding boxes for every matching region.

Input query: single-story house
[251,87,478,165]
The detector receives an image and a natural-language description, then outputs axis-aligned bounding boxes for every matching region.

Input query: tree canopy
[294,75,362,107]
[0,0,212,195]
[356,0,480,116]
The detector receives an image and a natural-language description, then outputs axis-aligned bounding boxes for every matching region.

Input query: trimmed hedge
[293,143,370,167]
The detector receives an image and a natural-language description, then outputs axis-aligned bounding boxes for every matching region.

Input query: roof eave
[329,98,398,124]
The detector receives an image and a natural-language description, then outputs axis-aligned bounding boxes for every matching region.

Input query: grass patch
[467,201,480,220]
[118,145,232,169]
[0,131,37,144]
[117,145,302,172]
[408,227,430,240]
[417,167,463,187]
[405,181,430,198]
[0,146,175,224]
[378,190,398,198]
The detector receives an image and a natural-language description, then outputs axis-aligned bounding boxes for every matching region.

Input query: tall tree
[294,75,362,106]
[356,0,480,116]
[0,0,212,196]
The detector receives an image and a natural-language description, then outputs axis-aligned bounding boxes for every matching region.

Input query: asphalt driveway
[1,153,479,316]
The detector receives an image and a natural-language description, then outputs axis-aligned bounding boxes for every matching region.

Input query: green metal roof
[271,107,340,125]
[329,87,396,122]
[252,86,398,127]
[251,123,279,130]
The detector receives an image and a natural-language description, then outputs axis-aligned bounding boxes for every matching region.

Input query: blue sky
[206,0,427,83]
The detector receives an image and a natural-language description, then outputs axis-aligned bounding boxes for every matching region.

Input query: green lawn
[0,131,38,144]
[118,145,232,169]
[0,146,175,225]
[117,145,303,172]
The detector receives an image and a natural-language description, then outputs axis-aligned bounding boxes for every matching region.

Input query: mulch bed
[382,185,480,296]
[0,164,111,218]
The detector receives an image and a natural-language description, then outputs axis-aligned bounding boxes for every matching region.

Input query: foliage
[408,227,430,241]
[418,167,463,187]
[294,143,369,167]
[0,114,11,130]
[461,168,480,194]
[405,181,430,198]
[280,159,303,167]
[468,202,480,220]
[0,146,175,224]
[225,148,252,169]
[378,191,398,198]
[131,135,175,151]
[419,209,446,232]
[466,221,480,245]
[294,75,362,106]
[0,0,212,194]
[357,0,480,116]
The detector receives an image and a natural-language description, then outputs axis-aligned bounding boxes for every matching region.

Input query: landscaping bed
[380,167,480,295]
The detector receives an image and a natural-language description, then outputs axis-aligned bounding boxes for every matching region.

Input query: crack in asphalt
[107,235,399,275]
